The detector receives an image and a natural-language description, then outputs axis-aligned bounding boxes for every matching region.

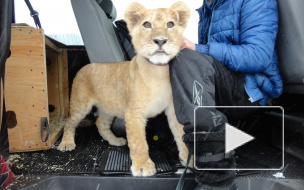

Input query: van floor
[8,126,179,176]
[5,125,304,190]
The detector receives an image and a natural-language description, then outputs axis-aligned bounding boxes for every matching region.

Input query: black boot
[183,131,237,190]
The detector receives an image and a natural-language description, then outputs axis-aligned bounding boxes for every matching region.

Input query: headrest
[96,0,117,21]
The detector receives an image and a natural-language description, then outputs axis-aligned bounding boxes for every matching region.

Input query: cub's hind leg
[96,106,127,146]
[58,97,94,151]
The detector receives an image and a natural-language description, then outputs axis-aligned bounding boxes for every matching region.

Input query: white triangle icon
[225,123,255,153]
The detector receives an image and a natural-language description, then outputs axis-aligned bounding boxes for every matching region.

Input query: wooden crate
[5,26,69,153]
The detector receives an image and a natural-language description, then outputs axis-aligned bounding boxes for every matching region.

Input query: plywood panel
[5,27,50,152]
[46,50,61,117]
[63,50,70,117]
[59,49,69,117]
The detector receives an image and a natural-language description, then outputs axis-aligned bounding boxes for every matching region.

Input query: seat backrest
[276,0,304,94]
[71,0,125,63]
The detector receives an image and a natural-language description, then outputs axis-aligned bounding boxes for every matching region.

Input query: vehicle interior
[1,0,304,189]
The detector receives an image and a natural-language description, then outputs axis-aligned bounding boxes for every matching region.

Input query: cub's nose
[153,39,167,48]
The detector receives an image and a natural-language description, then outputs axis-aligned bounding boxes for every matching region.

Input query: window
[15,0,83,45]
[15,0,201,46]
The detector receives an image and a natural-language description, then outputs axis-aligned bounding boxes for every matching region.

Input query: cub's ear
[169,1,190,27]
[124,2,146,30]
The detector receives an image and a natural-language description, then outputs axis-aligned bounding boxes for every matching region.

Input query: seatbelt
[24,0,41,28]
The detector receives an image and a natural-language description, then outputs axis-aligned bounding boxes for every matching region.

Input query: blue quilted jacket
[195,0,283,105]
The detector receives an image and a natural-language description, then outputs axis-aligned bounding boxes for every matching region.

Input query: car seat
[70,0,125,63]
[276,0,304,94]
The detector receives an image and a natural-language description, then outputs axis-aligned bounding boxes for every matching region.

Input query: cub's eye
[167,21,175,28]
[143,21,152,28]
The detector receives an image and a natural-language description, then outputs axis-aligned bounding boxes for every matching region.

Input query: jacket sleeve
[200,0,279,73]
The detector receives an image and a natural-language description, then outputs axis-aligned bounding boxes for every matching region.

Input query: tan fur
[58,1,193,176]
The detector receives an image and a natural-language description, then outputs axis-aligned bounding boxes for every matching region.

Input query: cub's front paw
[131,158,156,177]
[57,140,76,151]
[180,152,193,168]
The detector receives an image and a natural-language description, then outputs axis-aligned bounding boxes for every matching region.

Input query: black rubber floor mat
[8,126,108,175]
[7,126,178,176]
[235,138,304,179]
[99,146,177,175]
[6,124,304,179]
[235,139,283,169]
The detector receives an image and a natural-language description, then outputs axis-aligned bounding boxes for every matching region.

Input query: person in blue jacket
[169,0,283,189]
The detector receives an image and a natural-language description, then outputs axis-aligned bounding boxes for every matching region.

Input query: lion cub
[58,1,191,176]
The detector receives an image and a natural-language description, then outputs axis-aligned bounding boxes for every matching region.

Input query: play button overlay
[225,123,254,153]
[194,106,284,170]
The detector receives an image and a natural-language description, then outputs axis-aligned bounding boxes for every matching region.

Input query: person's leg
[170,49,258,131]
[170,49,228,133]
[169,49,258,189]
[211,58,260,120]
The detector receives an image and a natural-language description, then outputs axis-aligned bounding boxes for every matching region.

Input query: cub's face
[125,2,190,65]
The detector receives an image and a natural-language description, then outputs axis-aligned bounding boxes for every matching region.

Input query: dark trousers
[169,49,259,133]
